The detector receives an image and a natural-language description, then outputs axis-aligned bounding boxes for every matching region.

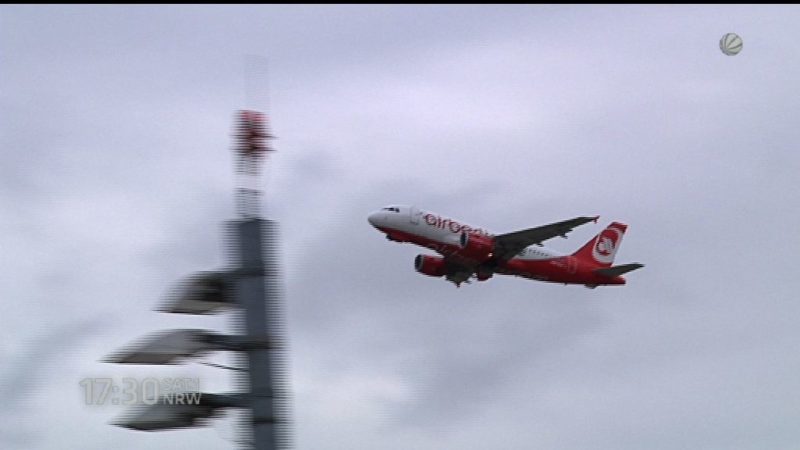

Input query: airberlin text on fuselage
[423,213,490,236]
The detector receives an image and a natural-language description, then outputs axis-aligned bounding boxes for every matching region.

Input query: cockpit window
[382,207,400,213]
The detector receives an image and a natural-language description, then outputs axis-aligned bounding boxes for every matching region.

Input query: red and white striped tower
[233,109,274,218]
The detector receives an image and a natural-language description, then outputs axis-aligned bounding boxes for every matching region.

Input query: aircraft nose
[367,211,382,227]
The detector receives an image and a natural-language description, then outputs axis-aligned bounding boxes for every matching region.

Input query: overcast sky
[3,5,800,450]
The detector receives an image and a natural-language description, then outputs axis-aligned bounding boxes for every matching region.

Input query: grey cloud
[0,319,105,406]
[0,318,105,446]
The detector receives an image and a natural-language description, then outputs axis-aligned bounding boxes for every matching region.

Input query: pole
[236,218,277,450]
[231,108,288,449]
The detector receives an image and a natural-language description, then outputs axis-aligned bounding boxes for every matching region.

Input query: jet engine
[414,254,446,277]
[458,232,496,262]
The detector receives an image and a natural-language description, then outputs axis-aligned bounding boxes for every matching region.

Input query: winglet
[592,215,600,223]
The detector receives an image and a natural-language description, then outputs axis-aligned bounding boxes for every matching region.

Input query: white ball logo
[720,33,743,56]
[591,228,622,265]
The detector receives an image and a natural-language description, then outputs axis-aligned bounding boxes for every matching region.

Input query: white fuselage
[367,205,562,261]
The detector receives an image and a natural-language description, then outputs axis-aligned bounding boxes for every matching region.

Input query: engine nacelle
[414,254,446,277]
[458,232,496,262]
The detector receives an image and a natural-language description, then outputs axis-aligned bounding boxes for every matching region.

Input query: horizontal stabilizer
[594,263,644,278]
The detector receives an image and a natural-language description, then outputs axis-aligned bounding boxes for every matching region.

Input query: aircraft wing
[493,216,599,262]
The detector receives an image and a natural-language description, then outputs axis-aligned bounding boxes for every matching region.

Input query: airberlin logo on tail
[423,214,490,236]
[592,227,623,264]
[596,237,615,256]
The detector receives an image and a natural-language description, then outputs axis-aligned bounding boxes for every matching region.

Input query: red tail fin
[572,222,628,268]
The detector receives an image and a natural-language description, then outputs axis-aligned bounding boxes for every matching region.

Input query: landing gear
[451,279,471,288]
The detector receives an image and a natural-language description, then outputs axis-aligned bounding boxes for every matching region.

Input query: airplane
[367,205,643,288]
